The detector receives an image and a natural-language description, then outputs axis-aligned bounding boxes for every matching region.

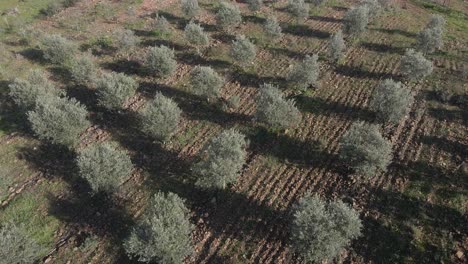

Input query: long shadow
[372,28,417,38]
[140,38,187,51]
[242,14,266,25]
[360,42,406,55]
[157,11,188,30]
[232,68,287,87]
[177,52,232,70]
[419,135,467,159]
[295,94,375,122]
[427,107,467,125]
[18,48,47,64]
[268,46,304,59]
[283,24,330,39]
[309,15,343,23]
[100,59,142,76]
[211,32,236,43]
[334,64,400,80]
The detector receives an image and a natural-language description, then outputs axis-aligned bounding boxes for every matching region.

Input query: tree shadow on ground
[18,48,47,64]
[177,51,232,70]
[310,15,343,23]
[419,135,467,159]
[283,24,330,39]
[157,11,188,30]
[334,64,400,80]
[371,28,417,38]
[360,42,406,55]
[211,32,236,43]
[101,59,142,76]
[267,46,304,59]
[242,14,266,25]
[427,107,467,125]
[232,68,287,87]
[140,38,187,51]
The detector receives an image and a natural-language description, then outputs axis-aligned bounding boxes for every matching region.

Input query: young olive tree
[77,142,133,193]
[247,0,263,12]
[291,194,362,264]
[96,72,138,110]
[427,14,446,31]
[146,45,177,77]
[40,34,76,65]
[114,29,140,53]
[181,0,200,18]
[288,0,310,22]
[140,93,182,142]
[255,83,302,130]
[339,121,392,177]
[28,96,90,147]
[329,30,346,63]
[190,66,224,99]
[184,21,209,53]
[8,69,61,111]
[152,14,171,35]
[342,5,369,35]
[230,35,256,66]
[124,192,193,263]
[0,223,45,264]
[193,129,248,190]
[66,54,98,86]
[369,79,413,124]
[399,49,433,80]
[416,15,445,54]
[359,0,382,21]
[216,2,242,31]
[263,16,283,40]
[287,54,320,90]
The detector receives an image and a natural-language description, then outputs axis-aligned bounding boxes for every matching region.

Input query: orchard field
[0,0,466,263]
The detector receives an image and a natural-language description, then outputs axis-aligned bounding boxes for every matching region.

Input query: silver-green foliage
[255,83,302,129]
[0,223,44,264]
[416,15,445,54]
[8,69,61,111]
[193,129,248,189]
[96,72,138,109]
[287,54,320,90]
[329,30,345,62]
[190,66,224,99]
[27,96,90,147]
[400,49,433,80]
[153,15,171,34]
[140,93,182,141]
[40,34,76,64]
[230,35,256,66]
[291,194,362,264]
[146,45,177,77]
[216,2,242,30]
[181,0,200,18]
[184,21,209,47]
[342,5,369,35]
[263,16,282,39]
[124,192,193,263]
[369,79,413,124]
[288,0,310,21]
[115,29,140,51]
[247,0,263,11]
[339,121,392,176]
[77,142,133,193]
[67,54,98,86]
[359,0,381,21]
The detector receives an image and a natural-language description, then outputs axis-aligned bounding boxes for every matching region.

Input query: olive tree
[263,16,282,40]
[329,29,345,63]
[193,129,248,190]
[229,35,256,66]
[140,93,182,141]
[190,66,224,99]
[399,49,433,80]
[77,142,133,193]
[27,96,90,147]
[369,79,413,124]
[287,54,320,90]
[66,54,98,86]
[40,34,76,64]
[291,194,362,264]
[181,0,200,18]
[416,15,445,54]
[342,5,369,35]
[255,83,302,130]
[339,121,392,176]
[247,0,263,12]
[124,192,193,263]
[153,14,171,35]
[359,0,381,21]
[288,0,310,22]
[114,29,140,52]
[96,72,138,110]
[8,69,61,111]
[184,21,209,53]
[0,223,45,264]
[216,2,242,31]
[146,45,177,77]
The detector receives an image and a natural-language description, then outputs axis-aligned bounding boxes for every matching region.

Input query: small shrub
[8,69,61,111]
[40,34,76,65]
[146,45,177,77]
[77,142,133,193]
[342,5,369,35]
[184,21,209,51]
[230,35,256,66]
[153,14,171,35]
[96,72,138,110]
[66,54,98,86]
[114,29,140,52]
[416,15,445,54]
[40,2,62,17]
[0,223,44,264]
[28,96,90,147]
[181,0,200,18]
[287,54,320,90]
[124,192,193,263]
[247,0,263,11]
[190,66,224,99]
[255,83,302,130]
[288,0,310,22]
[329,29,345,63]
[426,14,446,30]
[216,2,242,31]
[193,129,248,189]
[140,93,182,141]
[264,16,283,40]
[359,0,382,21]
[291,194,362,263]
[339,121,392,176]
[400,49,433,80]
[369,79,414,124]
